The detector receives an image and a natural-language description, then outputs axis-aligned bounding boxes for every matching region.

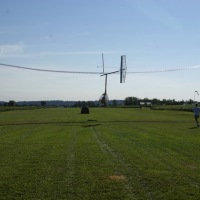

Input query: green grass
[0,106,41,113]
[0,108,200,199]
[152,104,193,112]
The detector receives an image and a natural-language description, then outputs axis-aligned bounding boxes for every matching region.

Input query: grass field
[0,107,200,200]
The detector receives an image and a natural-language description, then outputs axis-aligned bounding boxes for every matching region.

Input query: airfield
[0,107,200,199]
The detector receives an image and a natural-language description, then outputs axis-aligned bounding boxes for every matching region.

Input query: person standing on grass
[193,103,200,127]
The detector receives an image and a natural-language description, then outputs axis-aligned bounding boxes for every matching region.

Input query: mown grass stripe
[92,126,149,200]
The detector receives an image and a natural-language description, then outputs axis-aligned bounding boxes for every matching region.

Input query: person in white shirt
[193,104,200,127]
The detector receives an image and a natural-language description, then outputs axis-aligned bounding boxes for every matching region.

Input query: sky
[0,0,200,102]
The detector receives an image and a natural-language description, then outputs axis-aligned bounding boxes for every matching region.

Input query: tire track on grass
[92,126,150,200]
[62,129,81,200]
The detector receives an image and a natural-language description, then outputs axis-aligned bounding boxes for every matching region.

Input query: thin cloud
[0,43,121,58]
[0,43,24,57]
[40,51,119,56]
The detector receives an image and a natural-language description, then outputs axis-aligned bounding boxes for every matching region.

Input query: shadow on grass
[83,124,102,128]
[0,120,191,127]
[189,126,199,129]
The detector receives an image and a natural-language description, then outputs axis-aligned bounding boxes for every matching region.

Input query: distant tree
[73,101,86,107]
[124,97,138,105]
[87,101,96,107]
[81,101,86,107]
[143,98,149,104]
[132,97,138,105]
[152,98,160,105]
[124,96,193,106]
[8,100,15,106]
[188,99,193,104]
[124,97,133,105]
[112,100,117,107]
[41,101,46,106]
[162,99,167,105]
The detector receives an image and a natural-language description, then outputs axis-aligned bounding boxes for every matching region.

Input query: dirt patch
[109,175,126,181]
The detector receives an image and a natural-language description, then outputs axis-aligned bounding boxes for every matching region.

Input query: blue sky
[0,0,200,102]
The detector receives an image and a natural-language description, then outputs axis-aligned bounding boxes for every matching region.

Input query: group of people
[193,104,200,127]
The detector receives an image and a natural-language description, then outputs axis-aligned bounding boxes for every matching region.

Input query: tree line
[124,97,195,106]
[1,97,196,107]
